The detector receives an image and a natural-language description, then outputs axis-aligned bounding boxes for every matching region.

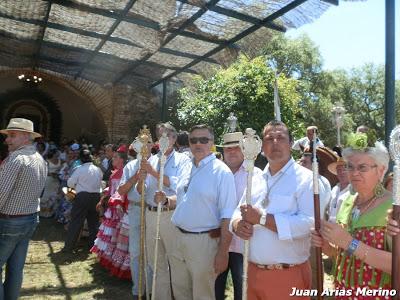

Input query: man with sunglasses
[169,124,237,300]
[231,120,327,299]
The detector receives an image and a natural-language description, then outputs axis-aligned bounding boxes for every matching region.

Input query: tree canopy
[175,55,304,143]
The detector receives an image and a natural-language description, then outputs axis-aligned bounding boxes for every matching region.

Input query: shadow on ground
[20,218,133,300]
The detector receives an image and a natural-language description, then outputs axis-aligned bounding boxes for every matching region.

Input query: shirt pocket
[268,194,296,214]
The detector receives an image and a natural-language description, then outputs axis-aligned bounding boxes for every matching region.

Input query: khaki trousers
[145,209,177,300]
[169,230,219,300]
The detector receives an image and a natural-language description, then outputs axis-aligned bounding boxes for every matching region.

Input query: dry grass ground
[19,218,333,300]
[20,218,132,300]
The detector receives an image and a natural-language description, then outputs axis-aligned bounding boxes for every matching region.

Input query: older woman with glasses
[312,133,392,298]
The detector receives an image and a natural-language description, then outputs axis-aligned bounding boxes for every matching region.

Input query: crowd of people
[0,117,399,300]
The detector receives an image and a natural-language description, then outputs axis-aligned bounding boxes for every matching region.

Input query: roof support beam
[150,0,307,87]
[113,0,221,83]
[177,0,286,32]
[0,12,143,48]
[74,0,138,79]
[33,1,52,70]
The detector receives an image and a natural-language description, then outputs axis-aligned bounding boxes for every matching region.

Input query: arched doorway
[0,86,62,143]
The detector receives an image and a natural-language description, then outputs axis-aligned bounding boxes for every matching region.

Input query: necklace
[350,193,378,223]
[262,161,294,208]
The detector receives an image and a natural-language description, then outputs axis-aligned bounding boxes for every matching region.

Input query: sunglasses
[189,137,211,144]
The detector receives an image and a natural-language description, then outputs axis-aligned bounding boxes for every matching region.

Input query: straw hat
[220,132,243,147]
[328,157,346,175]
[0,118,41,138]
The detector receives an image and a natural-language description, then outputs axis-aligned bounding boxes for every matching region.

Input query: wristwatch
[259,212,267,226]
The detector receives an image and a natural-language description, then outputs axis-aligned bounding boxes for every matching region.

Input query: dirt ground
[18,218,333,299]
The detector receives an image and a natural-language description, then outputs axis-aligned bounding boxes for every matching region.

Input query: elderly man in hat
[0,118,47,300]
[215,130,262,300]
[326,156,350,222]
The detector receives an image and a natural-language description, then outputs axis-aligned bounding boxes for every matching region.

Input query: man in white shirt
[215,131,262,300]
[231,120,328,300]
[139,123,191,299]
[64,149,103,252]
[327,157,350,222]
[292,125,324,152]
[170,124,237,300]
[118,141,151,299]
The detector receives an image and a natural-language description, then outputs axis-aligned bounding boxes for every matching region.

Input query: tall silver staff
[389,125,400,299]
[239,128,262,300]
[151,132,169,299]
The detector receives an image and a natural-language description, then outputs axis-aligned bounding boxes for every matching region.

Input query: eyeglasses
[189,137,211,144]
[345,164,377,173]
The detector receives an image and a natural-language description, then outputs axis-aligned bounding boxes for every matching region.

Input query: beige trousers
[145,209,177,300]
[169,230,219,300]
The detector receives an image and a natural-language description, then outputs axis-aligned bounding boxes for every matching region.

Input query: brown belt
[251,261,303,270]
[177,227,221,238]
[147,205,174,212]
[0,213,35,219]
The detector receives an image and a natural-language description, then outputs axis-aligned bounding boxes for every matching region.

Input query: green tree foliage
[175,55,303,143]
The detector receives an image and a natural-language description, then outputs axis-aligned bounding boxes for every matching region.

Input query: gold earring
[374,182,385,198]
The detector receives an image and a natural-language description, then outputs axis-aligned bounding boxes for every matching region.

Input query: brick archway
[0,68,112,141]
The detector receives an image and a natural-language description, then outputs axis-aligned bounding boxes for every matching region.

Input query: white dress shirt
[144,150,191,206]
[229,162,262,253]
[119,159,141,202]
[328,183,350,222]
[230,158,328,265]
[292,136,324,151]
[172,154,237,232]
[67,162,102,193]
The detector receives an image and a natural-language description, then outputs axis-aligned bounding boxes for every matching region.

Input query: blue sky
[286,0,399,79]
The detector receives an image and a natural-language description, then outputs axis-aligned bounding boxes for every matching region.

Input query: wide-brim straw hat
[0,118,41,138]
[328,157,346,175]
[220,132,243,147]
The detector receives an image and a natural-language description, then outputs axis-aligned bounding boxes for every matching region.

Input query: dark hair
[79,149,93,163]
[262,120,293,142]
[115,151,128,162]
[302,151,319,163]
[47,149,58,159]
[176,131,189,147]
[105,144,118,152]
[189,124,214,140]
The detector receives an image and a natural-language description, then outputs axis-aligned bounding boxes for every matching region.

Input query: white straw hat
[0,118,41,138]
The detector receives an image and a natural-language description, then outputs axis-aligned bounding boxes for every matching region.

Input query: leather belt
[177,227,221,239]
[177,227,211,234]
[0,213,35,219]
[147,205,174,212]
[251,262,299,270]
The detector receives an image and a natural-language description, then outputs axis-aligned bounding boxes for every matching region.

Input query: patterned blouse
[334,194,392,299]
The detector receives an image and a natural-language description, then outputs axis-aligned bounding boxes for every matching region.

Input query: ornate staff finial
[240,128,262,162]
[227,112,238,133]
[158,132,169,155]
